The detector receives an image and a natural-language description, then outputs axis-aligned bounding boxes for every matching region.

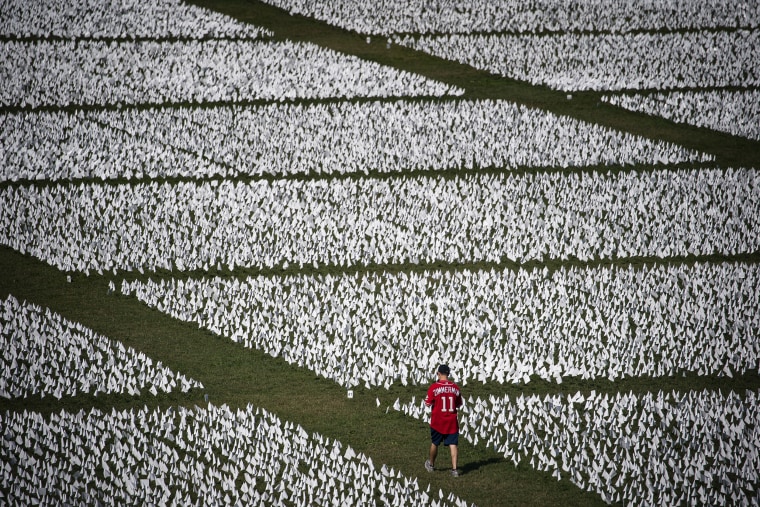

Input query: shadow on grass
[461,456,505,474]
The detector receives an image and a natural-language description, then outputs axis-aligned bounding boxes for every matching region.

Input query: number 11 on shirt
[441,395,457,412]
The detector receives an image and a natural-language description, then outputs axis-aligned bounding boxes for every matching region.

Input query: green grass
[2,0,760,505]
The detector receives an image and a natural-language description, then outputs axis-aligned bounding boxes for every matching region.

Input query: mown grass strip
[0,93,455,115]
[390,25,760,38]
[0,160,717,191]
[107,249,760,287]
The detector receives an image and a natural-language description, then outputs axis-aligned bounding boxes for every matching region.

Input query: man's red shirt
[424,378,462,434]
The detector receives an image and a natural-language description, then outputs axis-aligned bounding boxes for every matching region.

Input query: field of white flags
[1,0,759,505]
[396,389,760,505]
[603,90,760,141]
[0,100,708,182]
[122,261,760,389]
[1,403,468,506]
[0,295,202,399]
[263,0,760,35]
[1,39,462,108]
[1,168,757,273]
[397,30,760,92]
[0,0,271,39]
[267,0,760,142]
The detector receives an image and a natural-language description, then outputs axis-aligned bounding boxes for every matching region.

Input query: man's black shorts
[431,428,459,446]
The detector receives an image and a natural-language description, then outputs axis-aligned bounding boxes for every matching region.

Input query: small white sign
[347,390,354,399]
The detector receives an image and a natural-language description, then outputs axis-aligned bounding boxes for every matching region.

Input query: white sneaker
[424,460,434,472]
[450,469,460,477]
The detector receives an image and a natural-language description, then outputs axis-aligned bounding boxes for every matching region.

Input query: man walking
[424,364,462,476]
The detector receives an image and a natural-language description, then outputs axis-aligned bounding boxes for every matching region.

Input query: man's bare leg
[429,443,438,467]
[450,444,458,470]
